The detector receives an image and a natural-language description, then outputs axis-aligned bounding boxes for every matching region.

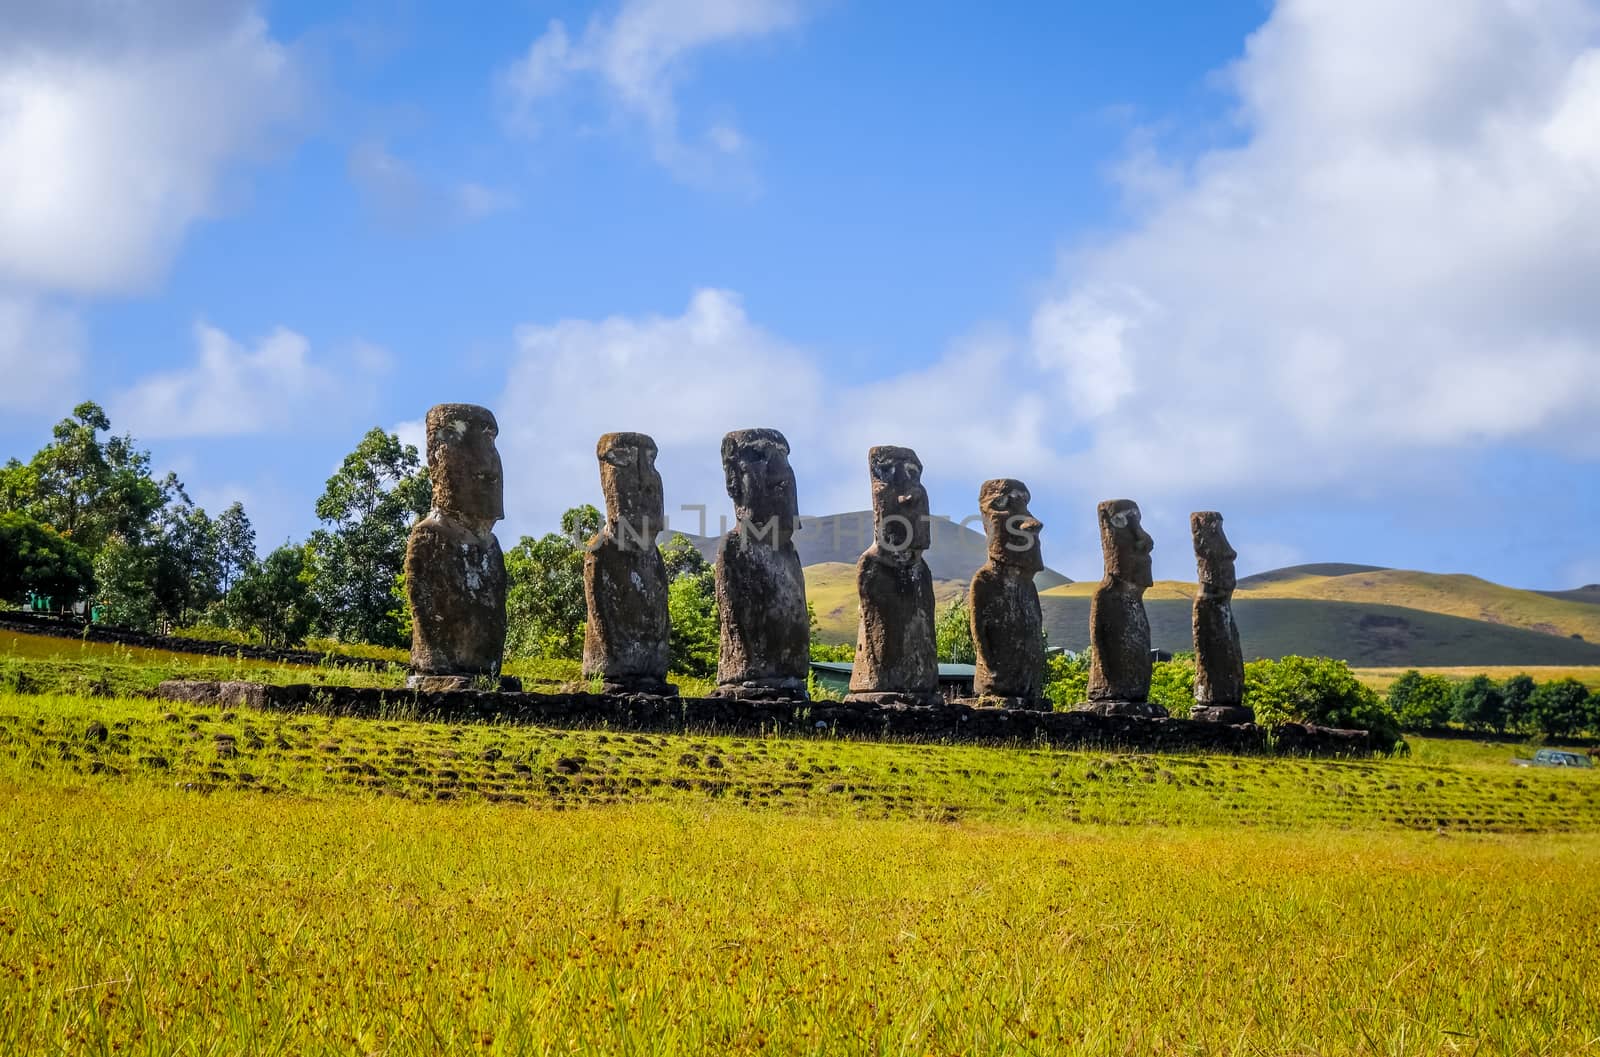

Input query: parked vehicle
[1511,749,1595,768]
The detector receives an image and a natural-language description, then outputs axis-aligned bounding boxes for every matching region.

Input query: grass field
[4,682,1600,1053]
[1355,665,1600,693]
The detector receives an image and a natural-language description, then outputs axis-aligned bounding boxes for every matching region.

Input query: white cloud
[1029,0,1600,494]
[0,292,83,411]
[499,289,1057,539]
[347,142,516,228]
[114,322,377,438]
[499,0,807,185]
[0,1,302,294]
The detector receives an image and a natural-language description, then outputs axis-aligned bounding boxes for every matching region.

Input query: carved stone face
[426,403,503,527]
[1099,499,1153,590]
[597,432,663,544]
[979,478,1043,574]
[1191,511,1237,596]
[722,428,799,539]
[868,445,930,556]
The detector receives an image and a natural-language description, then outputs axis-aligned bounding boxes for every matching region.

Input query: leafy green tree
[1499,673,1537,732]
[1044,651,1089,710]
[934,597,974,664]
[149,486,220,627]
[503,505,601,660]
[230,544,320,647]
[1149,654,1197,716]
[214,501,257,594]
[660,534,711,581]
[18,403,166,554]
[667,573,719,677]
[1451,674,1506,733]
[1526,678,1593,738]
[307,428,430,646]
[1386,669,1455,730]
[1244,655,1402,751]
[92,535,158,629]
[0,512,93,607]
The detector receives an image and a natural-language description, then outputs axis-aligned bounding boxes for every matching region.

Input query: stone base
[844,690,943,708]
[1189,704,1255,725]
[709,680,809,703]
[957,695,1052,712]
[1075,699,1171,719]
[407,674,522,693]
[598,678,679,697]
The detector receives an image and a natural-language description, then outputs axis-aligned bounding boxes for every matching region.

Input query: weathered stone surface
[848,446,939,706]
[1085,499,1162,715]
[712,429,809,701]
[1191,510,1252,722]
[151,679,1378,756]
[967,479,1046,709]
[583,432,676,696]
[405,404,509,688]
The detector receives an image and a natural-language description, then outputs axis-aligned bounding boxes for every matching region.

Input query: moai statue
[711,429,810,701]
[405,403,510,691]
[1081,499,1163,716]
[1190,511,1252,723]
[967,478,1047,709]
[582,433,675,696]
[847,446,939,706]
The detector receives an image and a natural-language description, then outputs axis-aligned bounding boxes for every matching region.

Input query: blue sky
[2,0,1598,589]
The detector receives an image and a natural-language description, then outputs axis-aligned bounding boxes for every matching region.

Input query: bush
[1452,675,1507,733]
[1149,654,1196,718]
[1244,655,1403,752]
[1044,652,1089,710]
[1526,678,1594,738]
[1386,669,1455,730]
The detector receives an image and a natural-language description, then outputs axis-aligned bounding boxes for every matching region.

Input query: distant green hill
[1237,563,1389,587]
[1039,597,1600,667]
[1540,585,1600,607]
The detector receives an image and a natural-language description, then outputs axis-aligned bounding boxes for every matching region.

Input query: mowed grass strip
[2,783,1597,1055]
[5,691,1600,833]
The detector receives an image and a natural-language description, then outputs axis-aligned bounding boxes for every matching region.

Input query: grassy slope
[1040,596,1600,666]
[3,689,1600,1054]
[805,562,967,642]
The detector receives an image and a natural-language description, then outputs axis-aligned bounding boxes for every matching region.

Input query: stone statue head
[1191,511,1237,597]
[978,478,1043,573]
[597,432,663,548]
[1098,499,1153,590]
[722,428,799,540]
[868,445,930,557]
[425,403,503,529]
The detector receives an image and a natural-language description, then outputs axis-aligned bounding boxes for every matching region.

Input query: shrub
[1386,669,1455,731]
[1245,655,1403,752]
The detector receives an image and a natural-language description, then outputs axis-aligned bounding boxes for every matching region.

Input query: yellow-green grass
[804,562,965,643]
[1354,665,1600,693]
[5,769,1599,1054]
[1237,569,1600,643]
[7,690,1600,832]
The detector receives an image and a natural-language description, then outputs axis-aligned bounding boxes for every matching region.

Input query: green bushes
[1245,656,1402,751]
[1386,669,1600,738]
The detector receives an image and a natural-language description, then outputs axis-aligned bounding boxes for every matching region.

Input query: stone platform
[153,680,1376,756]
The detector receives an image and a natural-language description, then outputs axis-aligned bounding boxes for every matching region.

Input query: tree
[1044,651,1090,710]
[149,484,220,627]
[1148,654,1197,716]
[1387,669,1455,730]
[667,573,719,677]
[1244,655,1403,751]
[1499,673,1537,732]
[935,597,974,664]
[214,502,257,594]
[661,534,711,581]
[92,535,158,629]
[19,403,165,554]
[503,505,601,659]
[307,428,430,646]
[230,544,320,647]
[1452,674,1506,733]
[0,512,93,607]
[1526,678,1593,738]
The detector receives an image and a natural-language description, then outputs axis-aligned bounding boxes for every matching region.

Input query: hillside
[1541,585,1600,607]
[805,562,968,641]
[1038,597,1600,667]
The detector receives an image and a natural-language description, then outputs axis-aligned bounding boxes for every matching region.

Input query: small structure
[812,661,976,702]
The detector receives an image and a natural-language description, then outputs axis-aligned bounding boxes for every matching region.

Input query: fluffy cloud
[113,322,369,439]
[0,1,300,294]
[0,293,83,410]
[500,0,807,184]
[1030,0,1600,494]
[498,289,1053,541]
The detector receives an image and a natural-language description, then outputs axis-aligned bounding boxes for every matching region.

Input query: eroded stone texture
[583,432,675,696]
[712,429,809,701]
[847,446,939,706]
[1190,511,1252,723]
[1082,499,1164,717]
[967,478,1046,709]
[406,404,508,690]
